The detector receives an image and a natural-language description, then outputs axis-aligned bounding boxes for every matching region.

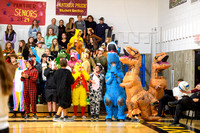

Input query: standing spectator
[0,46,13,133]
[47,18,58,36]
[94,48,107,74]
[35,54,48,104]
[50,38,61,58]
[28,19,41,40]
[4,24,16,49]
[44,61,57,118]
[26,37,36,48]
[59,33,68,49]
[95,17,113,46]
[65,17,75,41]
[34,32,42,44]
[85,28,102,49]
[36,42,45,59]
[45,28,57,49]
[21,60,39,119]
[53,59,74,121]
[18,40,29,60]
[58,20,66,43]
[75,15,86,39]
[3,42,15,63]
[84,15,97,34]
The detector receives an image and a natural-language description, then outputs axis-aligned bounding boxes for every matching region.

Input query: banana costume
[71,62,90,117]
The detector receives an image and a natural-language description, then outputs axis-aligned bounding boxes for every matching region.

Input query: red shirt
[21,68,39,90]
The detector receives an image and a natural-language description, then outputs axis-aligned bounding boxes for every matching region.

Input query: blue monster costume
[104,42,126,121]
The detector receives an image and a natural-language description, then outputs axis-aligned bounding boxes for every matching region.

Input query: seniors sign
[0,0,46,25]
[56,0,87,16]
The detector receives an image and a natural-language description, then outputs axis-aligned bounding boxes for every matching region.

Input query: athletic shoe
[96,115,99,120]
[32,114,39,120]
[53,115,61,122]
[151,101,159,106]
[64,116,70,122]
[45,115,52,118]
[24,114,30,119]
[132,118,141,123]
[82,115,87,119]
[91,115,94,120]
[71,115,77,120]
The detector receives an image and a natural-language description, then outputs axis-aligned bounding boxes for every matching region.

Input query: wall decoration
[0,0,46,25]
[56,0,87,16]
[169,0,187,9]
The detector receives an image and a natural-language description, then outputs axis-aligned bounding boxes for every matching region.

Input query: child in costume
[69,29,84,47]
[12,59,27,118]
[53,59,74,122]
[89,64,104,120]
[68,52,82,71]
[71,62,90,119]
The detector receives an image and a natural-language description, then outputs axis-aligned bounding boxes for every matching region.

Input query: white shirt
[172,87,187,100]
[42,63,47,81]
[14,70,24,92]
[91,74,100,91]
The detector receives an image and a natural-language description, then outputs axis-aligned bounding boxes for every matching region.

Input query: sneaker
[91,115,94,120]
[96,115,99,120]
[71,115,77,120]
[151,101,159,106]
[82,115,87,119]
[64,116,70,122]
[45,115,52,118]
[132,118,141,123]
[53,115,61,122]
[32,114,39,120]
[24,114,30,119]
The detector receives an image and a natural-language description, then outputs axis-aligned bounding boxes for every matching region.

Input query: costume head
[81,52,89,62]
[56,49,70,63]
[17,59,26,70]
[153,52,171,71]
[75,29,83,38]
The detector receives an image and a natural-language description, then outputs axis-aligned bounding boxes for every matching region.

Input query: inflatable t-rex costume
[148,52,171,116]
[119,46,160,121]
[104,42,126,121]
[148,52,171,100]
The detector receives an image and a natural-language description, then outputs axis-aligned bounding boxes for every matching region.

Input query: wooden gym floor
[8,116,200,133]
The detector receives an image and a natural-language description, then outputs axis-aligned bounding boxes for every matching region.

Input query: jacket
[44,67,56,90]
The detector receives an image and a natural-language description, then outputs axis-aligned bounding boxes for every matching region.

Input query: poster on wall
[0,0,46,25]
[169,0,187,9]
[56,0,87,16]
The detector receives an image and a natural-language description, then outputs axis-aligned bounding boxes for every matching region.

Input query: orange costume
[66,40,84,56]
[120,46,160,121]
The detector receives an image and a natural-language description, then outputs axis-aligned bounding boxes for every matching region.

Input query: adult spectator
[18,40,29,60]
[4,24,16,49]
[47,18,59,36]
[65,17,75,41]
[95,17,113,46]
[45,28,57,48]
[28,19,41,40]
[84,15,97,34]
[58,20,66,43]
[0,46,13,133]
[75,15,86,39]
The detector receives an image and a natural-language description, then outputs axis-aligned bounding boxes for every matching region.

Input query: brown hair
[50,38,59,52]
[26,37,36,48]
[18,40,26,53]
[4,41,14,52]
[178,79,184,82]
[60,59,67,67]
[87,28,94,34]
[87,15,94,21]
[77,15,82,18]
[0,46,13,95]
[32,19,39,29]
[5,24,14,35]
[46,28,56,39]
[36,31,41,36]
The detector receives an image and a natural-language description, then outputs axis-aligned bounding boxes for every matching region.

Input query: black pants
[158,94,176,116]
[174,94,200,123]
[0,128,9,133]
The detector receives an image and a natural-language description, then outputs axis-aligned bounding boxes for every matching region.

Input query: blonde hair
[50,38,59,52]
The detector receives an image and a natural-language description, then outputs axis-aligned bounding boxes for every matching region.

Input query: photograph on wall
[0,0,46,25]
[169,0,187,9]
[56,0,87,16]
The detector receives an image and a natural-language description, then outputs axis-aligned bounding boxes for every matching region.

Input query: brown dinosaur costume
[148,52,171,116]
[119,46,160,121]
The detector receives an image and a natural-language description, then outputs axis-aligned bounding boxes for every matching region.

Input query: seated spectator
[151,79,185,117]
[89,37,99,52]
[4,24,16,49]
[75,15,86,39]
[44,60,57,118]
[34,32,42,44]
[3,42,15,63]
[94,48,107,74]
[41,37,45,43]
[95,17,113,47]
[84,15,97,34]
[26,37,36,48]
[45,28,57,48]
[85,28,102,50]
[65,17,75,41]
[47,18,58,36]
[59,33,68,49]
[18,40,29,60]
[50,38,61,58]
[58,19,66,43]
[170,84,200,125]
[36,42,45,59]
[29,19,41,40]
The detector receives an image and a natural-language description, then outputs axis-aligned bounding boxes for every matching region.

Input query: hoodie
[69,29,84,44]
[68,52,82,69]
